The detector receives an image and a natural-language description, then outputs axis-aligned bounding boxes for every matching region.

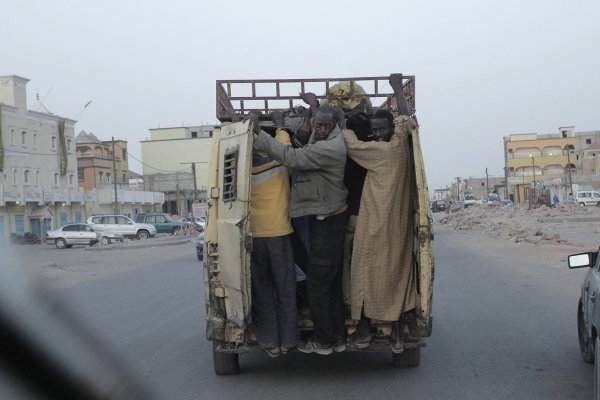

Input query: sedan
[46,223,99,249]
[568,249,600,399]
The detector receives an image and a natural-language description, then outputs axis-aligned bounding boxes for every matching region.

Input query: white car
[87,215,157,239]
[181,216,206,230]
[575,191,600,207]
[46,223,100,249]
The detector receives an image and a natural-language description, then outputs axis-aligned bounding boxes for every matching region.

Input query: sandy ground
[435,202,600,263]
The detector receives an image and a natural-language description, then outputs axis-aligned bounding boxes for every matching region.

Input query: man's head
[371,109,394,142]
[346,111,372,142]
[314,105,337,141]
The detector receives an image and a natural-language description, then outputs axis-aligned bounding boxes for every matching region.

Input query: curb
[85,238,193,251]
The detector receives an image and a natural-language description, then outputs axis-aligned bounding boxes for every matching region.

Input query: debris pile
[437,202,599,248]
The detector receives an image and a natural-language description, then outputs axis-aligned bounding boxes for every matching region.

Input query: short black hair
[373,109,394,128]
[316,105,336,119]
[346,112,372,142]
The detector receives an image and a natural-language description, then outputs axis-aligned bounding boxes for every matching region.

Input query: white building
[0,75,164,243]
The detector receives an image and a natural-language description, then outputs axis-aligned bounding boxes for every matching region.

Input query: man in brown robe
[341,74,416,353]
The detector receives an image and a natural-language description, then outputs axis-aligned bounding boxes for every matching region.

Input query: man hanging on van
[248,112,297,358]
[252,105,349,355]
[341,73,416,353]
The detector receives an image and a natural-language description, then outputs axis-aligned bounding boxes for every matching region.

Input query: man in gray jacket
[252,105,348,355]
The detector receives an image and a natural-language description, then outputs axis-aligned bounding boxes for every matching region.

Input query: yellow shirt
[250,129,293,238]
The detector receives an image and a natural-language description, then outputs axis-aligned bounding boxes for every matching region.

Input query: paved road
[13,225,594,399]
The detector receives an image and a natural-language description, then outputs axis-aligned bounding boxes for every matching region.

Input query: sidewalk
[86,232,196,251]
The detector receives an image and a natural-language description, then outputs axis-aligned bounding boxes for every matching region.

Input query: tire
[213,342,239,375]
[580,202,586,207]
[595,337,600,400]
[578,302,595,363]
[392,347,421,368]
[136,230,150,240]
[55,238,67,249]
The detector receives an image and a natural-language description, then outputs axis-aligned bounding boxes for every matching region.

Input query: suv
[87,214,157,239]
[575,191,600,206]
[135,213,187,234]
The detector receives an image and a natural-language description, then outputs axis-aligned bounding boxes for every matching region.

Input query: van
[575,191,600,206]
[204,75,434,374]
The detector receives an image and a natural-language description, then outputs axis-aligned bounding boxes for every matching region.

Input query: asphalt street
[6,226,595,399]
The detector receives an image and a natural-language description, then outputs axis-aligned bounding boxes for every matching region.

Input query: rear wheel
[578,302,595,363]
[55,238,67,249]
[595,338,600,400]
[136,230,149,240]
[213,342,239,375]
[392,347,421,368]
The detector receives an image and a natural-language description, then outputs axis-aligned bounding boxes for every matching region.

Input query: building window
[51,136,57,149]
[24,170,30,184]
[54,172,59,186]
[106,173,111,183]
[122,173,126,182]
[69,174,74,185]
[191,131,198,138]
[67,139,72,151]
[21,131,27,145]
[98,171,103,184]
[12,169,18,184]
[35,170,40,185]
[10,129,15,144]
[78,168,84,180]
[33,133,37,147]
[586,139,592,145]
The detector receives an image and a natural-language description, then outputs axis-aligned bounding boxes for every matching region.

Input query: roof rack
[216,75,415,122]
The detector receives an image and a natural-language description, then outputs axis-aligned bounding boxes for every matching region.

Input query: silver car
[87,214,156,239]
[46,223,99,249]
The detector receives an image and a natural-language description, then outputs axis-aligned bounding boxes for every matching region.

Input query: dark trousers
[251,235,298,348]
[306,212,348,345]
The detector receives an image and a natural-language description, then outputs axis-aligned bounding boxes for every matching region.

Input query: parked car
[575,191,600,206]
[464,195,478,207]
[568,249,600,399]
[46,223,100,249]
[181,216,206,230]
[134,213,187,234]
[87,215,157,239]
[501,199,514,207]
[196,230,205,262]
[432,199,446,212]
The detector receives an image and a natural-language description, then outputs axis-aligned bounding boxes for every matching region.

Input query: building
[76,130,129,190]
[141,125,214,216]
[504,126,576,204]
[0,75,164,243]
[451,176,506,202]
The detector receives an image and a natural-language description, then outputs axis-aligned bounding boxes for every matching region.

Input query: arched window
[12,169,18,184]
[69,174,74,185]
[67,139,72,151]
[24,170,30,184]
[54,172,59,186]
[35,170,40,185]
[33,133,37,147]
[51,136,57,149]
[10,129,15,144]
[21,131,27,145]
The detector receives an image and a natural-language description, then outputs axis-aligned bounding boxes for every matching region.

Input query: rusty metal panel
[215,75,415,122]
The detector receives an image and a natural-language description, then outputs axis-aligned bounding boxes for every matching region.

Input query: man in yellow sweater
[250,117,297,358]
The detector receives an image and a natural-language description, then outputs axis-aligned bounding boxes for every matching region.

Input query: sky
[2,0,599,190]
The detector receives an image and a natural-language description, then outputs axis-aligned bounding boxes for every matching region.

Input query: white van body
[575,191,600,206]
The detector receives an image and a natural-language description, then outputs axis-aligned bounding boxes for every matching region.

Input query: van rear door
[205,121,253,343]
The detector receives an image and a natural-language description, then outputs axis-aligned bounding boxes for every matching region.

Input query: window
[191,131,198,138]
[63,225,78,232]
[78,168,84,180]
[35,170,39,185]
[116,216,130,224]
[223,150,238,202]
[54,172,59,186]
[98,172,104,183]
[23,170,30,184]
[106,173,111,183]
[21,131,26,145]
[12,169,17,184]
[69,174,74,185]
[10,129,15,144]
[122,148,126,160]
[122,173,126,182]
[51,136,57,149]
[67,139,72,151]
[33,133,37,147]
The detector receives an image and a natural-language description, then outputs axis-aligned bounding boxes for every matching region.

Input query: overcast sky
[2,0,599,190]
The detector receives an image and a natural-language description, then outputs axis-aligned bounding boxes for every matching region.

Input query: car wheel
[213,342,239,375]
[595,337,600,400]
[136,230,149,240]
[579,302,595,363]
[580,202,586,206]
[55,238,67,249]
[101,236,111,245]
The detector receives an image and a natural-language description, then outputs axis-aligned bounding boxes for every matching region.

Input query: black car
[568,249,600,399]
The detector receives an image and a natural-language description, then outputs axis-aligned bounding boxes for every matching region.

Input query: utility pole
[485,167,489,200]
[566,145,574,195]
[112,136,118,214]
[181,161,208,216]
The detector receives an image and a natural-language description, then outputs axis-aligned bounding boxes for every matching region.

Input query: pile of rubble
[437,202,600,248]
